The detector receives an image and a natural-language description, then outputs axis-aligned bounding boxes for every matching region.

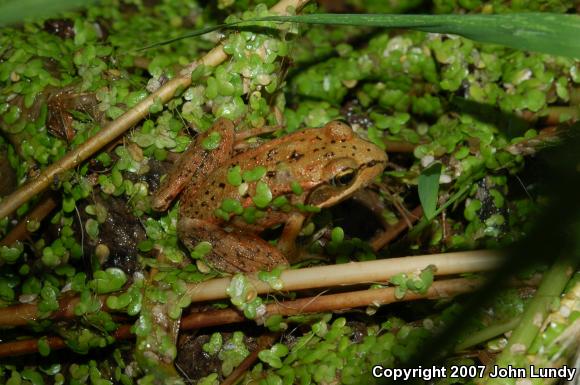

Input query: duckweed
[257,266,283,290]
[202,131,222,150]
[190,241,213,260]
[253,181,273,208]
[0,0,575,383]
[221,198,244,215]
[227,274,265,320]
[227,165,243,186]
[89,268,127,294]
[290,181,303,195]
[243,165,267,182]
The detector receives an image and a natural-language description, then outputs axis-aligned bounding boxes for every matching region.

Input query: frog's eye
[332,168,356,186]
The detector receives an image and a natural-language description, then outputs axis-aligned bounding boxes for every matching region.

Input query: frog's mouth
[307,159,387,209]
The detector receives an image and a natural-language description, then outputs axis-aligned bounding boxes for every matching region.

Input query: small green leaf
[258,350,283,369]
[202,131,221,150]
[38,337,50,356]
[85,218,100,240]
[227,165,242,186]
[242,165,267,182]
[290,181,303,195]
[418,162,442,220]
[191,241,212,260]
[331,227,344,243]
[221,198,243,215]
[62,196,76,213]
[202,332,222,355]
[89,268,127,294]
[253,181,272,208]
[21,369,44,385]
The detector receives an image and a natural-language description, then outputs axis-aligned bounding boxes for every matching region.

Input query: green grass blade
[137,23,231,51]
[141,13,579,59]
[258,13,580,59]
[418,162,442,220]
[0,0,95,26]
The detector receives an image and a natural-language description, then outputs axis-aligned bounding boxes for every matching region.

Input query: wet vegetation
[0,0,578,384]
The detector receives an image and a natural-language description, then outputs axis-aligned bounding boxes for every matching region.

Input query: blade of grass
[258,13,580,58]
[0,0,96,26]
[145,13,579,59]
[418,162,442,220]
[408,182,472,239]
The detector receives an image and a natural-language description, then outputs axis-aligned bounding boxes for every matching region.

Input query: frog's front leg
[276,212,306,260]
[178,218,288,273]
[152,118,235,212]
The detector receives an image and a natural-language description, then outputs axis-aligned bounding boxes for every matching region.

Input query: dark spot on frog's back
[218,182,226,189]
[266,149,278,161]
[266,171,276,178]
[289,150,304,161]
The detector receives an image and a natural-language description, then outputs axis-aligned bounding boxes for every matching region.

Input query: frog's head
[307,121,387,208]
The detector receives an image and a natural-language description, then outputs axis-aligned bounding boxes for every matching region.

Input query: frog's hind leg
[178,218,288,273]
[152,118,235,212]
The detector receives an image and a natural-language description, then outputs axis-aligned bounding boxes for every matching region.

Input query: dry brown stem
[383,139,417,153]
[370,205,423,251]
[220,334,279,385]
[0,293,107,327]
[0,277,481,357]
[0,249,502,327]
[185,249,502,303]
[504,126,562,155]
[0,195,57,248]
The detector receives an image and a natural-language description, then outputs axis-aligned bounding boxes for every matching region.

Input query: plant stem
[187,249,501,302]
[220,334,279,385]
[0,195,56,247]
[0,277,481,357]
[483,256,576,385]
[0,249,501,327]
[383,139,417,153]
[524,280,580,385]
[370,205,422,251]
[454,317,521,352]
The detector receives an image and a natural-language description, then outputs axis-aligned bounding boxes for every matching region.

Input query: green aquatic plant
[0,0,578,384]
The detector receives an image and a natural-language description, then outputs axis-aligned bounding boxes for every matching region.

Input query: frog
[152,118,387,273]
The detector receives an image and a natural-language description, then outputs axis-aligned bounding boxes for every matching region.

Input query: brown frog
[152,119,387,273]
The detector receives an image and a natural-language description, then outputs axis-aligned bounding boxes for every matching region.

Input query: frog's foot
[178,218,288,273]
